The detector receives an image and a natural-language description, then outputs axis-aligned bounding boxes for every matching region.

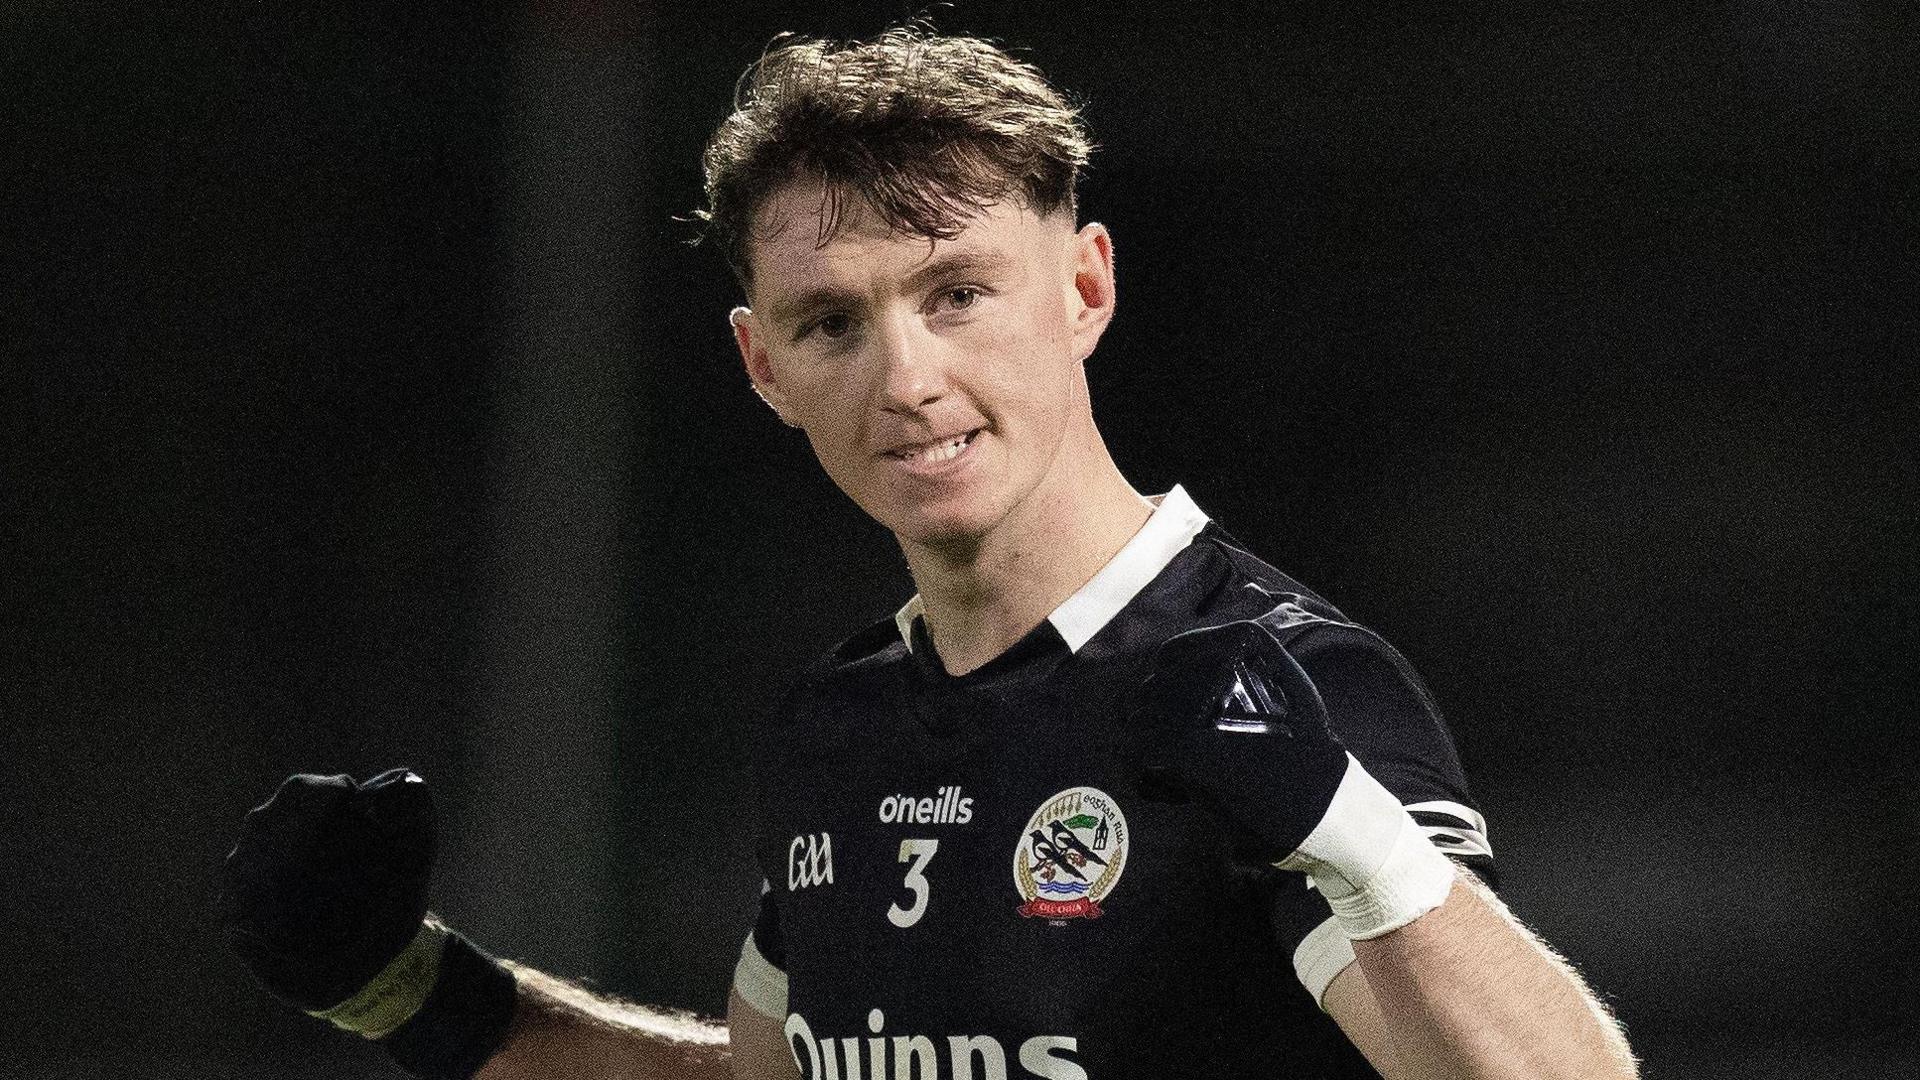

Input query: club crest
[1013,786,1128,921]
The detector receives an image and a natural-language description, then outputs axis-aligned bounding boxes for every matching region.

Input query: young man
[223,28,1637,1080]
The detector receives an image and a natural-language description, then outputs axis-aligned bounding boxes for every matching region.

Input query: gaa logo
[788,832,834,891]
[1012,787,1128,921]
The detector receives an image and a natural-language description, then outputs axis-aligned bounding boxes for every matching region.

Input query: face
[732,181,1116,551]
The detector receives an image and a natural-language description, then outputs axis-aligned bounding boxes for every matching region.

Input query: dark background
[5,3,1915,1077]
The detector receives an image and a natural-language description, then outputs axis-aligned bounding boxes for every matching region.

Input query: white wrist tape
[308,921,448,1039]
[1278,752,1457,939]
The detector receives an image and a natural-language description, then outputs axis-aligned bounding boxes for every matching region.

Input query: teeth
[897,432,971,463]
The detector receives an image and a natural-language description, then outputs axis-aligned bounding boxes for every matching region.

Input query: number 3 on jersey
[888,838,939,928]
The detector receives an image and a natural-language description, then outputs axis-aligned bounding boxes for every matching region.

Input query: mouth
[882,428,983,470]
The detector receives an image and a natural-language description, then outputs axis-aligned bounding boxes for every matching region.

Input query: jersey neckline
[893,486,1213,683]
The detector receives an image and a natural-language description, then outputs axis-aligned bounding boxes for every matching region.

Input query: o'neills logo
[878,785,973,826]
[1013,786,1128,921]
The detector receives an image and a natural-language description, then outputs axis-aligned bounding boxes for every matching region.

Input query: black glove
[1135,619,1349,863]
[1137,617,1460,939]
[220,768,437,1011]
[220,768,518,1079]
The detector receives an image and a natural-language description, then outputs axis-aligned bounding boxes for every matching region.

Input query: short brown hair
[697,27,1094,287]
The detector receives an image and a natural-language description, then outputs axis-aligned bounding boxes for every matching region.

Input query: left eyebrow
[900,249,1016,294]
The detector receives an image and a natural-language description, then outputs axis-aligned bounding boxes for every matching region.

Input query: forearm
[1350,871,1637,1080]
[475,963,732,1080]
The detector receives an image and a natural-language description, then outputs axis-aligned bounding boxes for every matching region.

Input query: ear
[1067,223,1116,362]
[731,306,799,427]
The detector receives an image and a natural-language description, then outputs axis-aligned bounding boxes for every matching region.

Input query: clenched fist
[220,768,437,1012]
[1136,612,1458,940]
[1135,618,1348,864]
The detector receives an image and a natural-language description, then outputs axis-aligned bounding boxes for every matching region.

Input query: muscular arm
[472,964,742,1080]
[1324,868,1637,1080]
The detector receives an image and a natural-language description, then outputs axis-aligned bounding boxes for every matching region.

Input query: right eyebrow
[766,286,863,331]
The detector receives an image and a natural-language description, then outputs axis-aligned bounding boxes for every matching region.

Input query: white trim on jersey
[1405,799,1494,859]
[894,485,1211,653]
[893,594,924,646]
[732,930,788,1020]
[1292,915,1357,1008]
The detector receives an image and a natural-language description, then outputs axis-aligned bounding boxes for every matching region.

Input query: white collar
[893,485,1211,654]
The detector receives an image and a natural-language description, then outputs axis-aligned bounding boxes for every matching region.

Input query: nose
[875,315,947,415]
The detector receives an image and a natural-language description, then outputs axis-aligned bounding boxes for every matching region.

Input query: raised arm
[467,964,732,1080]
[1138,618,1637,1080]
[221,769,766,1080]
[1324,868,1636,1079]
[468,955,806,1080]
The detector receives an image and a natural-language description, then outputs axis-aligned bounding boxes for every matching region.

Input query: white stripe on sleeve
[1404,799,1493,859]
[731,931,788,1020]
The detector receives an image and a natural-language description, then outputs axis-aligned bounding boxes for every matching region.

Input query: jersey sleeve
[735,680,809,1021]
[736,749,792,1019]
[731,879,788,1019]
[1264,620,1496,1003]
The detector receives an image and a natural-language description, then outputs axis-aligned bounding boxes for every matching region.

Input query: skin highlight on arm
[471,964,736,1080]
[1325,868,1638,1080]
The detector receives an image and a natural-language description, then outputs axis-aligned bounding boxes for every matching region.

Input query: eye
[941,286,981,311]
[795,312,853,343]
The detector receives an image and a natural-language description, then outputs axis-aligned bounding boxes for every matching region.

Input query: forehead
[746,179,1059,301]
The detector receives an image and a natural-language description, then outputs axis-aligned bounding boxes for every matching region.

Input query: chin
[887,511,989,551]
[877,493,1008,552]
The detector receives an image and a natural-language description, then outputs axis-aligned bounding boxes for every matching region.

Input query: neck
[900,438,1152,676]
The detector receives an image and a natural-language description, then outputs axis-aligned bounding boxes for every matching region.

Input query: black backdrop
[5,3,1915,1077]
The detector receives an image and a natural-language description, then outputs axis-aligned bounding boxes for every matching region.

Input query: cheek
[798,397,863,464]
[774,359,858,426]
[781,368,875,472]
[977,308,1078,421]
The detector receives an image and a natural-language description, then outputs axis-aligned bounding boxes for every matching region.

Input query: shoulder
[1165,527,1451,738]
[750,612,913,811]
[1170,524,1354,635]
[1182,526,1425,664]
[762,612,910,733]
[1176,534,1493,866]
[822,612,912,675]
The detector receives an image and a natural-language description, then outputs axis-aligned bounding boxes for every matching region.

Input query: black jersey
[736,488,1493,1080]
